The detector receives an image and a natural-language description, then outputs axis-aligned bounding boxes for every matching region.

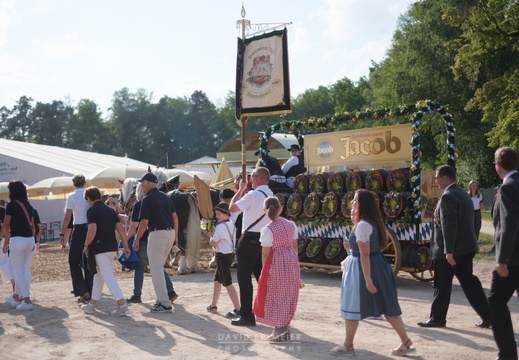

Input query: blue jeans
[134,241,173,296]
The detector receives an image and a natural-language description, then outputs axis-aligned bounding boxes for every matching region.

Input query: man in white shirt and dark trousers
[229,167,273,326]
[60,174,93,303]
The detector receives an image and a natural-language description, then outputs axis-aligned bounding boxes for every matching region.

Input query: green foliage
[1,0,516,189]
[443,0,519,184]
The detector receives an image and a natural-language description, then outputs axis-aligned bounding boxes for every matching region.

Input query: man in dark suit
[488,146,519,360]
[418,165,491,328]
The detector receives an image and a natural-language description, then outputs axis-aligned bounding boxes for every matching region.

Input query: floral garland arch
[258,100,456,223]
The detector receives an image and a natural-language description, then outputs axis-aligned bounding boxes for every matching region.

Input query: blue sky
[0,0,412,115]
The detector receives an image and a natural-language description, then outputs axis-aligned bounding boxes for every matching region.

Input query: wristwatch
[60,233,65,237]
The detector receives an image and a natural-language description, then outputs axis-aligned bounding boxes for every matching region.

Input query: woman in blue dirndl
[330,189,416,356]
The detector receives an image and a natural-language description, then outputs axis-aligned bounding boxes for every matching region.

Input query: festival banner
[235,28,291,118]
[304,124,412,168]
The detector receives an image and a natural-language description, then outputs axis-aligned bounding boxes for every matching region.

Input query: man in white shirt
[228,167,273,326]
[60,174,93,303]
[282,144,305,188]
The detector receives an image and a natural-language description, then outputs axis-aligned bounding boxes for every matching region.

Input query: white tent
[0,139,152,185]
[0,139,153,223]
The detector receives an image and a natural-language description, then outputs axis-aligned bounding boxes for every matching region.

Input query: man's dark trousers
[431,252,490,323]
[488,265,519,360]
[68,224,93,297]
[236,231,262,322]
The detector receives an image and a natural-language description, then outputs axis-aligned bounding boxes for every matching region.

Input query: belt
[474,209,480,212]
[150,227,173,232]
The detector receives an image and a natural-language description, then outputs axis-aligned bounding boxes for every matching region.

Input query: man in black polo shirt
[134,172,179,313]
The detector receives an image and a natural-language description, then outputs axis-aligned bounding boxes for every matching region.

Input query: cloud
[318,0,357,43]
[0,0,19,47]
[290,22,312,54]
[317,0,411,44]
[43,32,89,59]
[332,38,391,81]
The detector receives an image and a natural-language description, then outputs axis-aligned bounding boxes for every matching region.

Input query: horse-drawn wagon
[259,101,456,281]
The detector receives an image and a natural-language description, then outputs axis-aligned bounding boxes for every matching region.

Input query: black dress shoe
[417,319,446,328]
[231,317,256,326]
[475,320,492,328]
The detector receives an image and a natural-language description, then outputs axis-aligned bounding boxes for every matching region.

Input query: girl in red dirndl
[253,196,300,342]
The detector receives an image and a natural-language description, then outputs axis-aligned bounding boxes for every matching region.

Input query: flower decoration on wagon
[293,174,309,193]
[322,192,340,218]
[346,172,364,192]
[366,170,386,191]
[286,193,305,218]
[303,193,321,218]
[340,192,355,218]
[383,191,405,218]
[327,172,346,193]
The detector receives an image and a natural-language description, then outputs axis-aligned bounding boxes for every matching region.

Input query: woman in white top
[468,180,483,240]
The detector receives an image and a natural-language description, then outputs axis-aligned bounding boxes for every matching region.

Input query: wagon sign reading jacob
[259,101,456,281]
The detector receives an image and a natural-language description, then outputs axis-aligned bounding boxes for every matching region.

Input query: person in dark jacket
[254,150,288,190]
[417,165,491,328]
[281,144,305,188]
[488,146,519,360]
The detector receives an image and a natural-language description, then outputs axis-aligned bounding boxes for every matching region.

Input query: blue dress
[340,221,401,320]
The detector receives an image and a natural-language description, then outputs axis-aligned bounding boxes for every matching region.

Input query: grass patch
[481,211,492,221]
[474,232,495,261]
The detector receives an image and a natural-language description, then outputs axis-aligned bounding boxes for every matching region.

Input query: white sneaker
[81,304,96,314]
[16,300,33,311]
[110,306,130,317]
[5,294,22,308]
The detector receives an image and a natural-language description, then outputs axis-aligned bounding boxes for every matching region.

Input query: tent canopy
[216,132,298,163]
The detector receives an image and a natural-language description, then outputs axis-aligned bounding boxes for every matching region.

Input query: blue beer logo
[317,141,333,160]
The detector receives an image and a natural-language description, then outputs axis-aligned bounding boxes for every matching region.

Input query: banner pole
[239,4,248,178]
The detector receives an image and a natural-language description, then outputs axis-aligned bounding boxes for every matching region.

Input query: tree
[365,0,497,186]
[330,77,366,113]
[0,96,33,141]
[445,0,519,150]
[29,100,74,146]
[109,88,154,161]
[66,99,114,153]
[289,86,335,120]
[148,95,189,166]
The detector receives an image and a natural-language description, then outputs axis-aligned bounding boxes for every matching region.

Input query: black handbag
[86,240,99,275]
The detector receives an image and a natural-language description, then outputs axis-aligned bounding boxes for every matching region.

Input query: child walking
[207,202,240,317]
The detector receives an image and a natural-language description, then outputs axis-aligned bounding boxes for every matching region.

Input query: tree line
[1,0,517,187]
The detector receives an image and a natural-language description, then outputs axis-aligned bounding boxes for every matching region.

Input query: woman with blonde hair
[468,180,483,240]
[331,189,415,356]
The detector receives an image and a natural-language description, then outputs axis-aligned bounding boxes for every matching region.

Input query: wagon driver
[282,144,305,188]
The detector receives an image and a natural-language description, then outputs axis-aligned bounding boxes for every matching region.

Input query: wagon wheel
[409,269,434,282]
[381,227,401,275]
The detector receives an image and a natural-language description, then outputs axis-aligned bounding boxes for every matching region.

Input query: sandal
[225,309,240,318]
[391,339,416,356]
[206,305,217,313]
[330,343,355,356]
[267,329,291,342]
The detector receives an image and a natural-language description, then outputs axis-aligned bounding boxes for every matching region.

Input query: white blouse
[259,221,298,247]
[354,220,373,243]
[471,194,483,210]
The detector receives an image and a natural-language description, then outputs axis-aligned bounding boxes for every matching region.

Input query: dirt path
[481,219,494,236]
[0,243,514,360]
